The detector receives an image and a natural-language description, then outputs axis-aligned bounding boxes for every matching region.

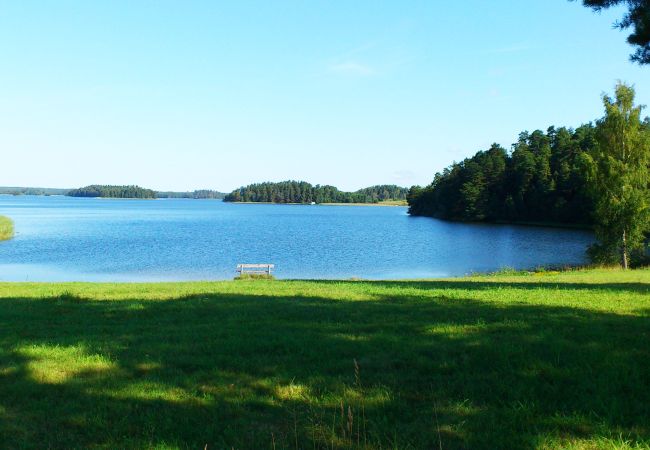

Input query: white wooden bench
[236,263,275,275]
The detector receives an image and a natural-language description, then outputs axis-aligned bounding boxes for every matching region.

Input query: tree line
[408,83,650,267]
[0,187,69,196]
[67,186,226,199]
[407,126,598,224]
[224,181,408,204]
[156,190,225,199]
[67,185,157,199]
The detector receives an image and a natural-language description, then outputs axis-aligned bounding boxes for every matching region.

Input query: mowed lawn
[0,269,648,449]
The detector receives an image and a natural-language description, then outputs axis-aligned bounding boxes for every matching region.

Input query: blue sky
[1,1,648,192]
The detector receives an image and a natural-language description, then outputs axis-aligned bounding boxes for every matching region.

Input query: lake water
[0,196,594,281]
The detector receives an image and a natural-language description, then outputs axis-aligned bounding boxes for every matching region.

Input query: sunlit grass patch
[275,383,309,401]
[18,344,115,384]
[0,268,648,448]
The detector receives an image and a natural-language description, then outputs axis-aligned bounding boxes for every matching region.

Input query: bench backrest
[236,264,275,273]
[237,264,275,269]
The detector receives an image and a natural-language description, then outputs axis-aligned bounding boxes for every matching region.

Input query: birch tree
[589,82,650,268]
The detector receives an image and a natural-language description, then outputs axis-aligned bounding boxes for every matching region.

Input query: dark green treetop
[576,0,650,63]
[67,185,157,199]
[224,181,408,204]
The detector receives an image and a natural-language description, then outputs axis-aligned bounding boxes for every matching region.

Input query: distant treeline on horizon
[0,186,70,196]
[155,190,225,199]
[223,181,408,204]
[65,185,226,199]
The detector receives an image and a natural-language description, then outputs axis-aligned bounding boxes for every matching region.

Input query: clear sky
[1,1,648,192]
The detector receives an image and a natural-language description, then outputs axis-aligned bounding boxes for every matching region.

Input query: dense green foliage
[409,84,650,266]
[576,0,650,63]
[585,83,650,267]
[0,269,648,448]
[0,215,14,241]
[156,190,225,199]
[353,185,409,202]
[67,185,157,199]
[0,186,69,196]
[408,125,598,224]
[224,181,408,204]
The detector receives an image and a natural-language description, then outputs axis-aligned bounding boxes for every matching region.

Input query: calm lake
[0,196,594,281]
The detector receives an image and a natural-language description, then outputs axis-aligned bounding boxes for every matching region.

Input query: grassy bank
[321,200,407,207]
[232,200,407,206]
[0,215,14,240]
[0,269,648,448]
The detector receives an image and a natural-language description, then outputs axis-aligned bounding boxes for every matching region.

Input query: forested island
[65,186,225,199]
[0,186,70,196]
[67,185,157,199]
[223,181,408,204]
[156,190,225,199]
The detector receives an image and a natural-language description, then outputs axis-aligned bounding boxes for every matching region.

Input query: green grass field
[0,215,14,241]
[1,269,648,449]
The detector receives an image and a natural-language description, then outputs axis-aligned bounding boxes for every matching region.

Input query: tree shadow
[0,284,648,449]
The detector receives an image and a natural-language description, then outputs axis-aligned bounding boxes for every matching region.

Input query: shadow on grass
[0,283,648,449]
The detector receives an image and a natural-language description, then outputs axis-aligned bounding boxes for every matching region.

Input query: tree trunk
[622,229,629,270]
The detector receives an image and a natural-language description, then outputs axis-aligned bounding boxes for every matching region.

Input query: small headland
[0,215,14,240]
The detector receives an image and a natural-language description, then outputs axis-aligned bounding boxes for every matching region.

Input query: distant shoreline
[321,201,407,207]
[1,186,226,200]
[0,194,226,200]
[230,200,407,207]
